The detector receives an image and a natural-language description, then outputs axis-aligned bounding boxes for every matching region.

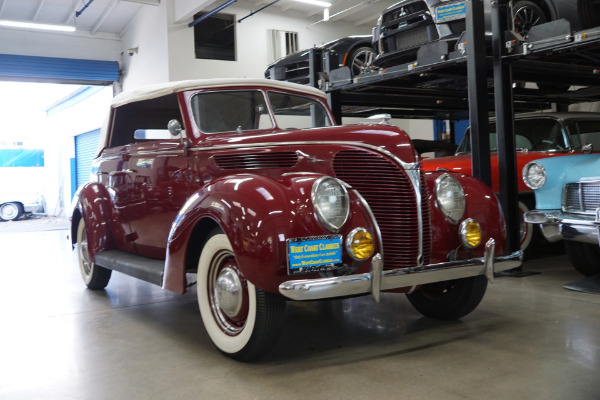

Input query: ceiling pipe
[188,0,237,28]
[238,0,282,23]
[76,0,95,17]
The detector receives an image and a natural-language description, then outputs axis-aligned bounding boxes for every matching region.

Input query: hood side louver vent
[213,152,298,170]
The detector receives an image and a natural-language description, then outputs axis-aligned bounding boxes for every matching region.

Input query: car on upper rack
[70,78,521,361]
[0,192,45,221]
[419,112,600,252]
[371,0,600,68]
[523,153,600,276]
[264,35,375,86]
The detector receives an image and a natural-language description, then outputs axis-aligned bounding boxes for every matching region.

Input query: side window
[109,94,183,147]
[572,120,600,150]
[193,12,235,61]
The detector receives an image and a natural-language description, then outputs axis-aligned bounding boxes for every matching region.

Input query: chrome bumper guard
[524,210,600,245]
[279,238,523,302]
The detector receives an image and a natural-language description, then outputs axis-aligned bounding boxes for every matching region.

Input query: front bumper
[279,238,523,302]
[524,210,600,245]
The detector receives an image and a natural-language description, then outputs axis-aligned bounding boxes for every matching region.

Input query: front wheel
[76,218,112,289]
[0,202,23,221]
[347,46,376,77]
[512,0,548,36]
[564,241,600,276]
[197,230,286,361]
[407,276,488,320]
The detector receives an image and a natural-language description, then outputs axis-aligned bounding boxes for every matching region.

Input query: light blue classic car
[523,153,600,276]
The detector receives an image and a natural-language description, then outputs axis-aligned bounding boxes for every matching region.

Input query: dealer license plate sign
[287,235,343,275]
[435,1,466,22]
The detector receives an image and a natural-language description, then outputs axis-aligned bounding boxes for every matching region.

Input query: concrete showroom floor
[0,219,599,400]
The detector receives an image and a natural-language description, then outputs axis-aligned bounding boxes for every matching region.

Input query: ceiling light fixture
[323,8,330,21]
[293,0,332,7]
[0,20,76,32]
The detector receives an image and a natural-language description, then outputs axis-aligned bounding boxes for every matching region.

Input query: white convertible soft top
[111,78,327,108]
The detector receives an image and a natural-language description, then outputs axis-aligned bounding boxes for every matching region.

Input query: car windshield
[190,90,332,134]
[267,91,332,129]
[191,90,274,133]
[456,118,569,153]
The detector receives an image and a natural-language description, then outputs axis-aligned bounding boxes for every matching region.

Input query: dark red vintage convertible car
[71,78,521,361]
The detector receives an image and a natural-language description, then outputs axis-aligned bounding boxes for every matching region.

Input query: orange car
[420,112,600,251]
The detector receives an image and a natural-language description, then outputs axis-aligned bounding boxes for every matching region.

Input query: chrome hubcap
[214,266,243,318]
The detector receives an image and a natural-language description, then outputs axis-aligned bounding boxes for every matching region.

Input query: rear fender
[70,183,119,257]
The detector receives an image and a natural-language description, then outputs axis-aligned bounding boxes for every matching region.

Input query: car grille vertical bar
[563,181,600,214]
[333,150,432,269]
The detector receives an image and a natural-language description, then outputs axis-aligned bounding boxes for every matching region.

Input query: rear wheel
[76,218,112,289]
[564,241,600,276]
[197,230,286,361]
[0,202,23,221]
[407,276,488,320]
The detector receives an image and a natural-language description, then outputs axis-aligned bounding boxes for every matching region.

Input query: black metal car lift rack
[320,0,600,258]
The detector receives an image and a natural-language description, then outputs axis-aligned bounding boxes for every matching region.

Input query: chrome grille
[333,150,432,269]
[562,181,600,214]
[213,152,298,170]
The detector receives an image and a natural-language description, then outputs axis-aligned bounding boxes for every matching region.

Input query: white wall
[0,27,121,62]
[165,2,372,80]
[119,2,170,91]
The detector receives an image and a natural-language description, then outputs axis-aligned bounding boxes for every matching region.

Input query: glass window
[193,13,235,61]
[267,91,332,129]
[191,90,272,133]
[569,120,600,150]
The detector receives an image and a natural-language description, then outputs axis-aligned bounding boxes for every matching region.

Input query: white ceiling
[0,0,395,37]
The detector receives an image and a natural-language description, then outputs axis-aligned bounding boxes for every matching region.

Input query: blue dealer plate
[435,2,466,22]
[287,235,343,275]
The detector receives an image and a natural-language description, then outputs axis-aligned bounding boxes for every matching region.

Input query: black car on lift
[265,35,376,86]
[372,0,600,68]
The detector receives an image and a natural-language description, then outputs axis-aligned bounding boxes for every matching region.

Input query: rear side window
[109,94,182,148]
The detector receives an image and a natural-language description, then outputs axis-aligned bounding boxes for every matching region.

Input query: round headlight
[460,218,482,249]
[435,173,466,223]
[312,177,350,232]
[522,161,546,189]
[346,228,374,261]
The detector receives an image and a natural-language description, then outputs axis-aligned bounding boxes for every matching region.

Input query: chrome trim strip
[351,189,383,261]
[128,150,185,157]
[524,210,600,245]
[279,239,523,301]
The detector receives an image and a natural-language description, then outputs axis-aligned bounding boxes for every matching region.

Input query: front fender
[163,173,379,294]
[425,171,507,260]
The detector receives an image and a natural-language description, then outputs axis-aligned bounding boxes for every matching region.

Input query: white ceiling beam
[353,11,379,26]
[32,0,47,21]
[91,0,120,34]
[329,2,367,21]
[0,0,8,18]
[64,0,79,24]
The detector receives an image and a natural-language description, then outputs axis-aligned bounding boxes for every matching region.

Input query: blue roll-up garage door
[75,129,101,189]
[0,54,119,85]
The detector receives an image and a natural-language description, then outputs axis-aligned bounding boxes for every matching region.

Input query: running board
[94,250,165,287]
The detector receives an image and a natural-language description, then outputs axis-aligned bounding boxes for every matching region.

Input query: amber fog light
[346,228,375,261]
[460,218,482,249]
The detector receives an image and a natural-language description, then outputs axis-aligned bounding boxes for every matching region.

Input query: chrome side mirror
[168,119,182,136]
